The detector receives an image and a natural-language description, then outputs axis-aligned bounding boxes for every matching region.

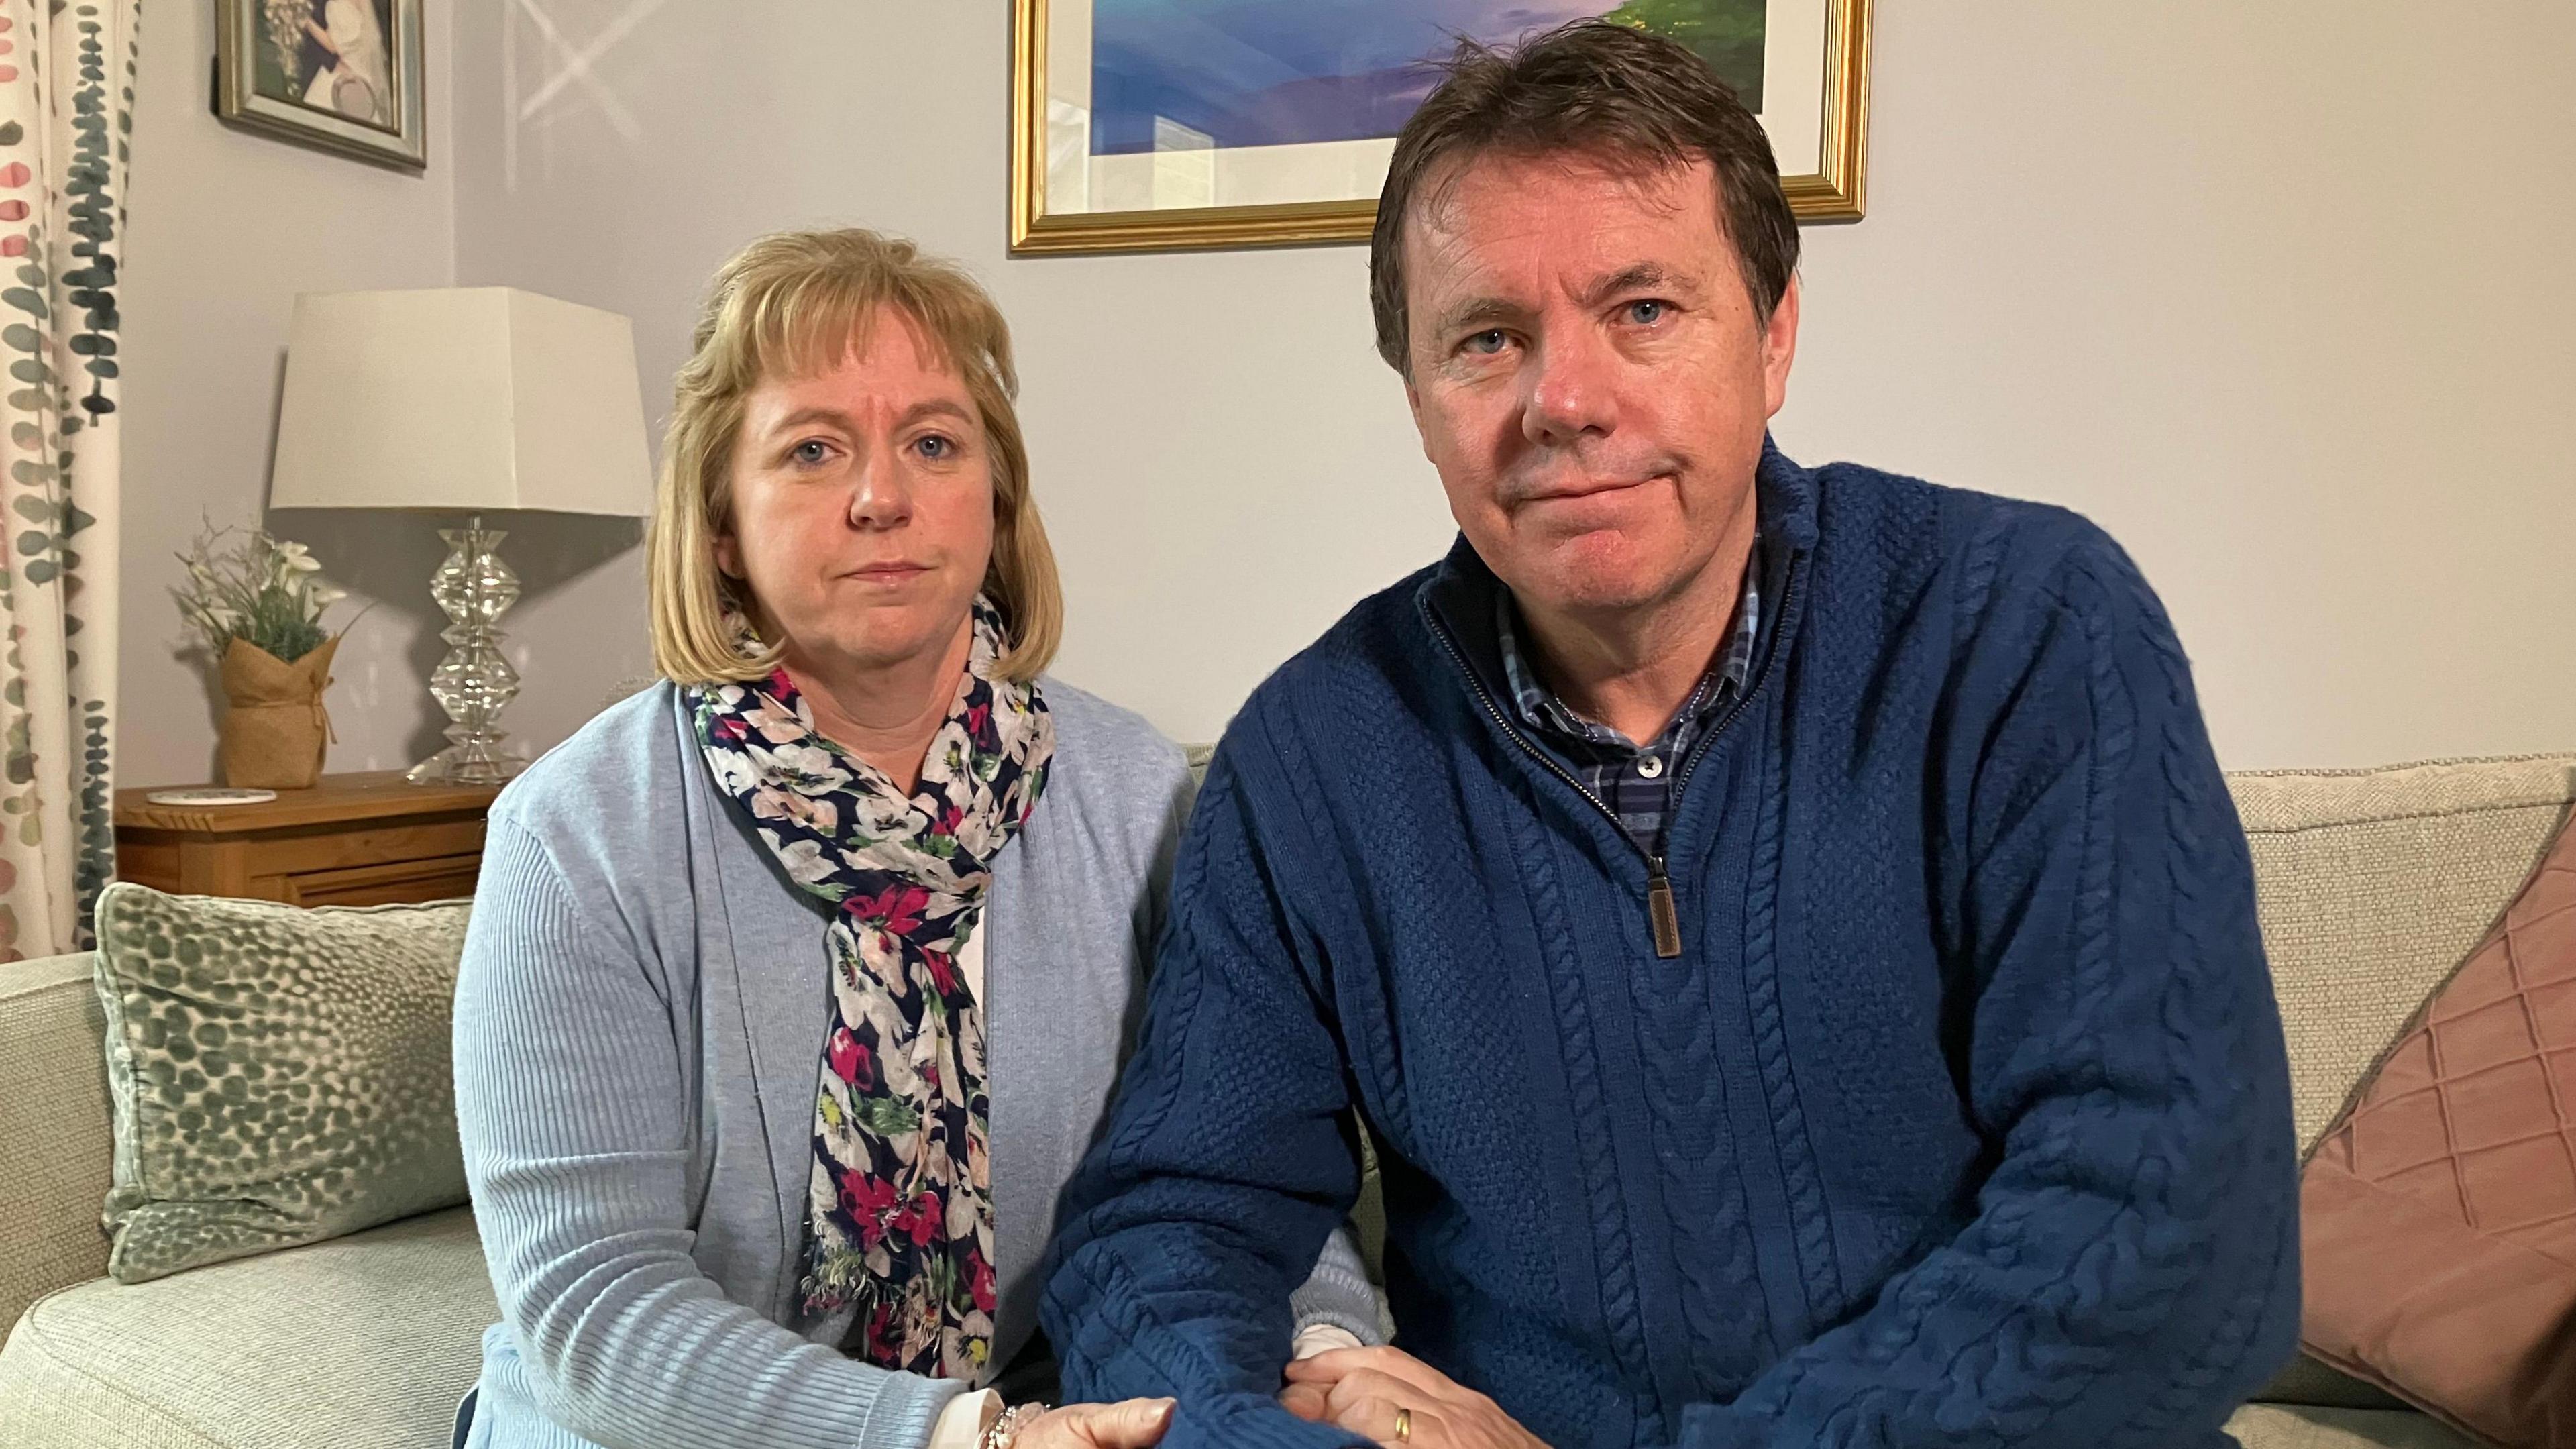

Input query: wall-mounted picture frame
[214,0,427,172]
[1010,0,1869,256]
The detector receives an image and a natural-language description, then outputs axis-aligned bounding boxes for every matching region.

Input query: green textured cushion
[90,882,472,1283]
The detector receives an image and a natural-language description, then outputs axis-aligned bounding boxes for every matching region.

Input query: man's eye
[1625,300,1668,325]
[1463,330,1509,356]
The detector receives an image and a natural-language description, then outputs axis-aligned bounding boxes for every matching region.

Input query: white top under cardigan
[451,681,1382,1449]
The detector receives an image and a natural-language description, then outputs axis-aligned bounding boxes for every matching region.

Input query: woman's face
[717,306,996,685]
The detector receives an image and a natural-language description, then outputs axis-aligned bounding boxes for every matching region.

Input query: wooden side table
[113,771,504,907]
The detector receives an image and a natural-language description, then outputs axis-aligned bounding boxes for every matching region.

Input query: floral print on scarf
[688,597,1051,1382]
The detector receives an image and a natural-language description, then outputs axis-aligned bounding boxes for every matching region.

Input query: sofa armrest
[0,952,113,1334]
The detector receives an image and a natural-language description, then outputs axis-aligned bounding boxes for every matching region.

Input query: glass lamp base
[405,740,528,786]
[407,515,529,788]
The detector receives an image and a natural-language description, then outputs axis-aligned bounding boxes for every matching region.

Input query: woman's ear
[712,530,745,580]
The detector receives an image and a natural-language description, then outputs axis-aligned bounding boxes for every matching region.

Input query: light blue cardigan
[453,680,1379,1449]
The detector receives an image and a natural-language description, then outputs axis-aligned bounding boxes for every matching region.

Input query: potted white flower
[174,527,356,789]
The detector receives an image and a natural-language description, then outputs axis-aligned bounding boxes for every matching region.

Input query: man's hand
[1279,1346,1546,1449]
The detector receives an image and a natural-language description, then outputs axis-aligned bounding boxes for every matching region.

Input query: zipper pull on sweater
[1646,855,1683,959]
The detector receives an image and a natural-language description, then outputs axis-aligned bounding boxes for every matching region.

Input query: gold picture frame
[215,0,429,172]
[1010,0,1870,256]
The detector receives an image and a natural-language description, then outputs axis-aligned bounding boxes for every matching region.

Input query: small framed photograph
[214,0,427,172]
[1010,0,1870,256]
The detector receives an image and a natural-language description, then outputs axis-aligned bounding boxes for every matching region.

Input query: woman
[301,0,391,127]
[451,229,1381,1449]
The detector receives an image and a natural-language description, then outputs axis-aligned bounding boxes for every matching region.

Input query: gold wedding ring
[1394,1406,1413,1443]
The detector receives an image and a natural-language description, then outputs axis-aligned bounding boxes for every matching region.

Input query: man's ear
[1404,377,1436,464]
[1762,274,1801,420]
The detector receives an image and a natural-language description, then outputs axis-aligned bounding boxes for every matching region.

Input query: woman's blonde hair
[648,227,1062,685]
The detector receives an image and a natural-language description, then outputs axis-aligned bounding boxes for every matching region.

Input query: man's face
[1401,151,1798,621]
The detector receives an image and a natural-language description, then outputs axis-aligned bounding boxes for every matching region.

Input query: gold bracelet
[979,1401,1051,1449]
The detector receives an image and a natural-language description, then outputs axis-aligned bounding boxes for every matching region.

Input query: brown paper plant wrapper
[216,635,340,790]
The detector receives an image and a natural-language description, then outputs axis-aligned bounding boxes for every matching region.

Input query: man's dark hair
[1368,20,1799,375]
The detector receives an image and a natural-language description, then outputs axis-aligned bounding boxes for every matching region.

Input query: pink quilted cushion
[2300,814,2576,1447]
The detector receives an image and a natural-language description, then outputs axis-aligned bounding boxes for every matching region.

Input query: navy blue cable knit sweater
[1040,445,2300,1449]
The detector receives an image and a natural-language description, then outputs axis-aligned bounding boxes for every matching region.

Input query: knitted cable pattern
[1627,812,1776,1401]
[1511,792,1668,1432]
[1737,544,2286,1449]
[1735,689,1846,1329]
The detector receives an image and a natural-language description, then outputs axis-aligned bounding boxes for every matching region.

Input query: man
[1039,21,2298,1449]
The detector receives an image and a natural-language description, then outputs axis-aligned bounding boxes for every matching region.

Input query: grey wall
[1782,5,2576,769]
[121,1,2576,786]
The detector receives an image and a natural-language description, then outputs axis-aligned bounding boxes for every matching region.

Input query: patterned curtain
[0,0,133,960]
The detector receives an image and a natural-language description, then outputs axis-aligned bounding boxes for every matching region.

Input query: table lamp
[268,287,654,784]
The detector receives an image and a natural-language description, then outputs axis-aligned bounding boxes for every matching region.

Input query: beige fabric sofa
[6,755,2571,1448]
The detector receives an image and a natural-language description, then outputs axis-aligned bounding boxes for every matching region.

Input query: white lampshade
[268,287,652,517]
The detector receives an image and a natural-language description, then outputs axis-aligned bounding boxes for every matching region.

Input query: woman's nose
[845,449,914,529]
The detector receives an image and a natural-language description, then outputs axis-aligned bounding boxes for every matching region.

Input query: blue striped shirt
[1495,537,1763,855]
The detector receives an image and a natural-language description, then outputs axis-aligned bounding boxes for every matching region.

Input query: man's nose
[846,445,915,529]
[1522,326,1619,446]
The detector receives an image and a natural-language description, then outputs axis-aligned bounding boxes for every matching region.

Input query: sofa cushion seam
[6,1294,231,1447]
[2239,800,2573,835]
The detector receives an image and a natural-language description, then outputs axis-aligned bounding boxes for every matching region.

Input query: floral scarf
[688,597,1051,1381]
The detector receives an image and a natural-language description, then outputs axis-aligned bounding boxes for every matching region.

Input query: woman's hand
[1281,1347,1546,1448]
[1012,1397,1175,1449]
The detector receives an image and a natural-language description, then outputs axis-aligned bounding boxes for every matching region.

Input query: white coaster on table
[144,788,279,806]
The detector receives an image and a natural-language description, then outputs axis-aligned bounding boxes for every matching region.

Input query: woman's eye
[915,434,953,460]
[1625,300,1668,325]
[789,439,833,466]
[1463,329,1509,356]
